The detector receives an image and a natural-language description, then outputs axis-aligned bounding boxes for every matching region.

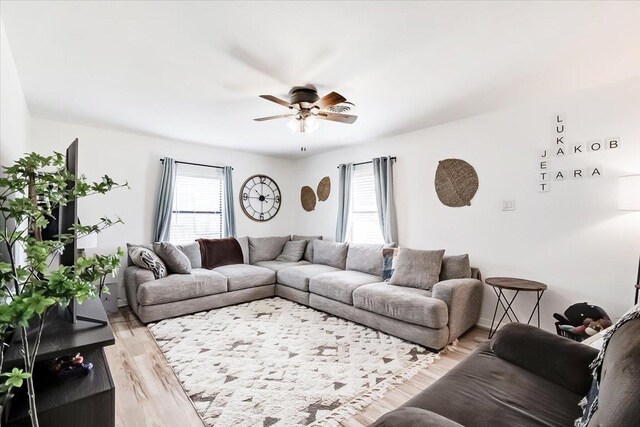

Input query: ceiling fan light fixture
[287,115,318,134]
[304,116,319,133]
[287,117,301,133]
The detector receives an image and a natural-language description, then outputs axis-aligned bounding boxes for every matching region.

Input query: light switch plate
[501,200,515,211]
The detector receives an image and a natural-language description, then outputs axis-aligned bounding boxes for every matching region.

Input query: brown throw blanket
[197,237,244,269]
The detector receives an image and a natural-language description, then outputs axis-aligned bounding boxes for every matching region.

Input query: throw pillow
[440,254,472,281]
[177,242,202,269]
[126,243,153,265]
[235,236,250,264]
[388,248,445,290]
[292,235,323,262]
[346,243,387,277]
[313,240,349,270]
[197,238,244,269]
[248,236,290,264]
[128,246,167,279]
[382,247,399,281]
[275,240,307,262]
[153,242,192,274]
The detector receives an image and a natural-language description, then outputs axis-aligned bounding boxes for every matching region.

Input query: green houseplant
[0,152,127,426]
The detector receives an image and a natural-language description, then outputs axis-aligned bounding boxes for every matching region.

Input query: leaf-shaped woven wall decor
[317,176,331,201]
[301,186,317,211]
[434,159,479,207]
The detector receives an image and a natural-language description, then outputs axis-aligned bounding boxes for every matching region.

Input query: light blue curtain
[153,157,176,242]
[372,156,398,244]
[222,166,237,238]
[335,162,354,242]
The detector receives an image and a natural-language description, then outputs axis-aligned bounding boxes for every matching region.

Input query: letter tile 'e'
[539,161,548,170]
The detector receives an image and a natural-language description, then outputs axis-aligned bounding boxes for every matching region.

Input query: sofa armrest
[124,266,155,311]
[431,278,483,341]
[370,407,463,427]
[491,323,598,395]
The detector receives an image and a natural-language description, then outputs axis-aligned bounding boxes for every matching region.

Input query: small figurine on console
[46,353,93,380]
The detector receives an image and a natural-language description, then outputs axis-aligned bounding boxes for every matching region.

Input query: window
[169,163,224,245]
[348,164,384,244]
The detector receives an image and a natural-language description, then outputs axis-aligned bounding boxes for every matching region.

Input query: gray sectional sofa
[124,236,483,350]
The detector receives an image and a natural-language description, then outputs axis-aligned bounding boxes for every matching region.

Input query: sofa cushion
[277,264,342,292]
[353,282,448,328]
[248,236,290,264]
[292,235,323,262]
[254,260,310,272]
[128,245,167,279]
[401,343,584,427]
[153,241,192,274]
[313,240,348,269]
[236,236,250,264]
[177,242,202,269]
[276,240,307,262]
[587,317,640,427]
[137,268,227,306]
[389,248,445,290]
[440,254,472,281]
[371,407,464,427]
[346,243,386,276]
[198,237,244,269]
[309,270,382,305]
[213,264,276,291]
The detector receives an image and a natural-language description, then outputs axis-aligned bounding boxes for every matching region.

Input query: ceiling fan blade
[312,91,347,109]
[318,112,358,124]
[259,95,294,108]
[253,114,295,122]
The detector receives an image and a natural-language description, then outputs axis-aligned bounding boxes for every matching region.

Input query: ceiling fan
[254,85,357,134]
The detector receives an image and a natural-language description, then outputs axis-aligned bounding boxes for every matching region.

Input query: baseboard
[476,317,494,331]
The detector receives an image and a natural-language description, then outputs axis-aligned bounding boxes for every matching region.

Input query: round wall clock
[240,175,281,221]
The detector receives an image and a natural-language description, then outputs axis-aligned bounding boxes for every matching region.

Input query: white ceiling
[2,1,639,158]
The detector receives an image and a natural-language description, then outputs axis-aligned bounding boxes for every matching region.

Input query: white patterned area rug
[148,297,443,427]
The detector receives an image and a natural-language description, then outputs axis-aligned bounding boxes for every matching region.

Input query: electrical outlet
[501,200,515,211]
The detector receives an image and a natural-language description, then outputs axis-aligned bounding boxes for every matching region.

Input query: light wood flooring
[105,307,487,427]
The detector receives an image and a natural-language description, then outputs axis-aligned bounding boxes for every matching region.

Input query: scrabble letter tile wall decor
[536,114,619,192]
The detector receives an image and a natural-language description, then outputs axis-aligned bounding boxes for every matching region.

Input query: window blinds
[169,163,224,244]
[348,164,384,244]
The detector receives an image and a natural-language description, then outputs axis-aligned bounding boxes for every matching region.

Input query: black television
[59,139,78,268]
[59,139,106,325]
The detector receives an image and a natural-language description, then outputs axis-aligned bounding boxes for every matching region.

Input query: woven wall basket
[317,176,331,201]
[301,186,317,211]
[434,158,479,207]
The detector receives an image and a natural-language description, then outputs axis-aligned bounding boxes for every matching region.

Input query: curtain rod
[337,156,397,168]
[160,158,233,170]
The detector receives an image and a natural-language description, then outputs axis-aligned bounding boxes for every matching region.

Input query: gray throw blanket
[575,304,640,426]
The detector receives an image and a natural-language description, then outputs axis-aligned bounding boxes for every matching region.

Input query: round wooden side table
[485,277,547,339]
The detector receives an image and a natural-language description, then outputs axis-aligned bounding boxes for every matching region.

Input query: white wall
[1,17,31,264]
[30,118,296,297]
[0,17,30,167]
[293,77,640,330]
